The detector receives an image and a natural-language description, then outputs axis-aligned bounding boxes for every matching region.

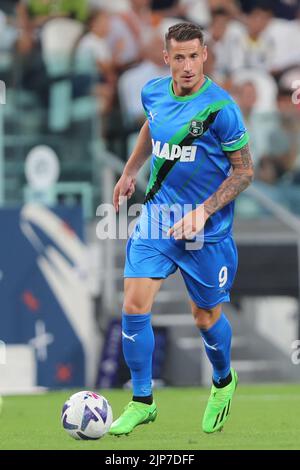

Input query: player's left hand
[167,205,208,240]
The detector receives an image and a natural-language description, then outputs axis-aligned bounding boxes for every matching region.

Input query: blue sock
[200,313,232,384]
[122,312,154,397]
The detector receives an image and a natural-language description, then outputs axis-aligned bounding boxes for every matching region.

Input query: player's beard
[179,73,203,94]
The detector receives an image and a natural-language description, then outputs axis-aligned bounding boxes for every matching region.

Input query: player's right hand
[113,173,136,212]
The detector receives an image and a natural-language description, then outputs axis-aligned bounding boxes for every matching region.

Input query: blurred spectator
[233,80,257,117]
[233,69,278,113]
[13,3,49,104]
[151,0,185,17]
[243,1,298,74]
[104,0,156,72]
[206,7,247,82]
[244,3,279,70]
[118,32,168,130]
[208,0,241,18]
[240,0,300,20]
[284,7,300,66]
[231,70,279,166]
[119,0,154,52]
[181,0,211,27]
[76,10,116,114]
[206,1,300,77]
[76,10,112,74]
[257,77,300,184]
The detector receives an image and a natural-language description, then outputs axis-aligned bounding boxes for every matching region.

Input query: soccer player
[109,22,254,436]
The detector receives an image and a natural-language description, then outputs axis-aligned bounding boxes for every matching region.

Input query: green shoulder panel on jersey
[144,99,231,204]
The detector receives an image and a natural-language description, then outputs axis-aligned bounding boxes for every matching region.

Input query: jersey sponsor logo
[152,139,197,162]
[189,120,203,137]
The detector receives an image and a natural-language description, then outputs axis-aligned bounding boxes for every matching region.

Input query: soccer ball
[61,391,113,440]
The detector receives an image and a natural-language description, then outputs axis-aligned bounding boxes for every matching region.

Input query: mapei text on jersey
[152,139,197,162]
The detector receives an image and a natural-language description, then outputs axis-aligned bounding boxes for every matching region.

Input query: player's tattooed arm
[204,144,254,218]
[168,144,254,240]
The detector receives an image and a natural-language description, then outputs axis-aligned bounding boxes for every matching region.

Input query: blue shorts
[124,224,238,309]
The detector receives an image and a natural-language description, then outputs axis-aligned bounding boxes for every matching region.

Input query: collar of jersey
[169,75,212,102]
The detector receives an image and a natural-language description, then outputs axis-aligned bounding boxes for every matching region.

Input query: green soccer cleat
[109,401,157,436]
[202,368,238,434]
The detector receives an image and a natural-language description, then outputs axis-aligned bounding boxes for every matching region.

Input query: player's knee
[193,310,214,329]
[123,298,150,314]
[192,305,221,330]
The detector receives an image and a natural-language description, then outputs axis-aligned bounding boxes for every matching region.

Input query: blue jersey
[140,75,249,242]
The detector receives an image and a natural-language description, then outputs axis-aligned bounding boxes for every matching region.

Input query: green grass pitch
[0,384,299,450]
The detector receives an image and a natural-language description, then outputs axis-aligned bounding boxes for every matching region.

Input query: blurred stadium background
[0,0,300,401]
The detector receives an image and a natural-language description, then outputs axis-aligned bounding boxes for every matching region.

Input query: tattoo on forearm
[204,174,253,216]
[204,144,254,217]
[240,144,253,169]
[227,144,254,171]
